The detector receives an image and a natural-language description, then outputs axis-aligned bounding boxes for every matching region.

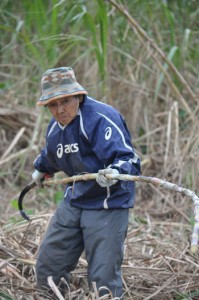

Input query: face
[47,96,80,125]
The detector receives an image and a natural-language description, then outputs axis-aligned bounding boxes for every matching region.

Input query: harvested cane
[18,173,199,253]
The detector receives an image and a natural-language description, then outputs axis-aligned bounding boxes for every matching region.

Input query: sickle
[18,181,36,221]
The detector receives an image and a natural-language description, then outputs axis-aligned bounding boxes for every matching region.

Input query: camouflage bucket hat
[37,67,87,106]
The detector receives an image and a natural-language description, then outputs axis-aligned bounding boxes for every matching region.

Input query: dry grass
[0,208,199,300]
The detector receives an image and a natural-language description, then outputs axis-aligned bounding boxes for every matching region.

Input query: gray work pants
[36,200,129,298]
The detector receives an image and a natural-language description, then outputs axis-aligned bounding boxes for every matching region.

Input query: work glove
[32,170,54,188]
[96,168,119,187]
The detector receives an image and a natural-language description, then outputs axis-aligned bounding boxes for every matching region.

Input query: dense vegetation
[0,1,198,299]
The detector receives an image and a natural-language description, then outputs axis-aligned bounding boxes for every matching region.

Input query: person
[32,67,141,298]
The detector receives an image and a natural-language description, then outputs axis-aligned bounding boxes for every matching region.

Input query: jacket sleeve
[86,108,141,176]
[33,120,60,174]
[33,146,60,174]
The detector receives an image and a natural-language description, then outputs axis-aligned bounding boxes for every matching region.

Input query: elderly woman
[32,67,141,298]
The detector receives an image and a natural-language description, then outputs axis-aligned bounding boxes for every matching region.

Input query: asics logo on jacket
[57,143,79,158]
[105,127,112,140]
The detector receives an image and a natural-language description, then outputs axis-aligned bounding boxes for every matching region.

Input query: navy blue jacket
[34,96,141,209]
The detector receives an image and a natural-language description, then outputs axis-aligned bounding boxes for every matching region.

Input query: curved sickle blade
[18,181,36,221]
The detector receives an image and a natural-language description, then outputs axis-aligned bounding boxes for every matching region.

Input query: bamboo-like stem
[0,145,38,166]
[44,174,199,253]
[1,127,26,160]
[47,276,65,300]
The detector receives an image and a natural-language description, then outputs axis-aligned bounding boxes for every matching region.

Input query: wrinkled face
[47,96,80,125]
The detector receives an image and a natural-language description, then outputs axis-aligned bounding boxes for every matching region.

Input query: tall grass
[81,0,108,89]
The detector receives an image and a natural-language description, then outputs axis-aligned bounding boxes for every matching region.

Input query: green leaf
[0,290,14,300]
[154,46,178,101]
[54,191,63,204]
[11,198,18,210]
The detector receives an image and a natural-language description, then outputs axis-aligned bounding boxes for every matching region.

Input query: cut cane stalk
[44,174,199,253]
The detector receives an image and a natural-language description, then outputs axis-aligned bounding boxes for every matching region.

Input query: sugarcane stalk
[44,174,199,253]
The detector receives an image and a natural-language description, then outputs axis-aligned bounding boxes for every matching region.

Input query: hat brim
[37,90,87,106]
